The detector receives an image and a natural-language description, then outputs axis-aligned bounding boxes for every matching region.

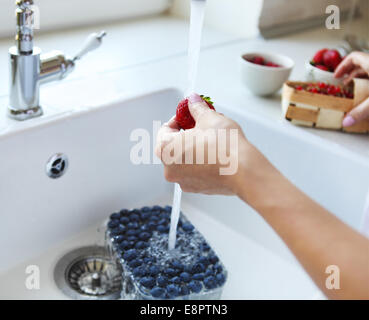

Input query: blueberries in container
[188,280,202,294]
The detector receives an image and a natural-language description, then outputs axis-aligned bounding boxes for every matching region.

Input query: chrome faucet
[8,0,107,121]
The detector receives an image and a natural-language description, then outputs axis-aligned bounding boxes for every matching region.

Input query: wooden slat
[286,105,319,123]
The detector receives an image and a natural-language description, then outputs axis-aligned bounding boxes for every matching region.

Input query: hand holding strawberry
[176,95,215,130]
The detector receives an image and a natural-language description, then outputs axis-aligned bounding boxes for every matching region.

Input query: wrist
[232,141,280,207]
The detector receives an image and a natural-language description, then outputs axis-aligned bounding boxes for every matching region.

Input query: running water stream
[168,0,207,251]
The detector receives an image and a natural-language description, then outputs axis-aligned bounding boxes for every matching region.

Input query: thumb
[188,93,212,121]
[343,97,369,127]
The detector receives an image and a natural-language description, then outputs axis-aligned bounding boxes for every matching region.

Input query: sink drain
[54,246,122,300]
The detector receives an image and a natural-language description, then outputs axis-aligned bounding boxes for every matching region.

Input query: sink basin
[1,87,368,299]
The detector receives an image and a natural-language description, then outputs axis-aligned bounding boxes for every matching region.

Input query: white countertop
[0,14,368,158]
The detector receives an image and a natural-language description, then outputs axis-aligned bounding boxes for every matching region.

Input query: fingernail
[188,93,203,104]
[342,115,356,127]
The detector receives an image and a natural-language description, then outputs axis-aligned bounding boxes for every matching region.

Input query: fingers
[342,97,369,127]
[188,93,213,121]
[343,68,367,85]
[155,116,180,159]
[335,51,369,79]
[334,53,356,78]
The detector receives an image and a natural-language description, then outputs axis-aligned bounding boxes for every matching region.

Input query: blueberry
[149,215,159,222]
[180,285,190,296]
[158,218,167,225]
[135,241,148,250]
[182,223,194,232]
[110,212,120,220]
[119,216,129,224]
[130,213,140,222]
[216,273,226,285]
[150,287,166,298]
[192,273,205,281]
[117,224,127,233]
[143,256,155,264]
[139,224,149,231]
[140,211,151,220]
[213,263,223,274]
[108,220,119,229]
[157,275,169,287]
[198,256,210,266]
[139,232,151,241]
[148,265,160,276]
[170,261,184,272]
[127,236,138,242]
[200,242,211,252]
[180,272,191,283]
[129,209,140,215]
[113,235,125,243]
[164,205,172,213]
[126,229,138,236]
[123,249,138,261]
[127,222,139,229]
[170,276,181,284]
[133,266,147,277]
[204,268,214,277]
[188,280,202,293]
[191,263,205,274]
[141,206,151,212]
[147,221,157,230]
[109,228,121,236]
[209,254,219,264]
[119,209,129,215]
[157,225,169,233]
[183,265,193,274]
[140,276,156,289]
[119,240,132,251]
[164,268,178,277]
[128,258,143,268]
[166,284,180,298]
[153,205,162,211]
[204,276,217,289]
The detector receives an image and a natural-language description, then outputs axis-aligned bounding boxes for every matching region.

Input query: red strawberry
[265,62,281,68]
[312,48,328,65]
[315,64,329,71]
[323,49,342,71]
[318,82,327,89]
[176,95,215,130]
[253,56,265,65]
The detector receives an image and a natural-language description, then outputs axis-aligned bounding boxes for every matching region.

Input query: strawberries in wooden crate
[282,79,369,133]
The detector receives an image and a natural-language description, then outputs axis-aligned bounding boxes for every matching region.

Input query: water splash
[168,0,207,251]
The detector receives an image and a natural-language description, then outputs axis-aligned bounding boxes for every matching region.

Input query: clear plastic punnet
[106,205,227,300]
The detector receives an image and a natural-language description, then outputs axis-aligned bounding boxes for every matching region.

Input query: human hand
[155,93,253,195]
[334,51,369,127]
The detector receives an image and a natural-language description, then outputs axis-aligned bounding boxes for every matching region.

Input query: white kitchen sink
[0,88,368,299]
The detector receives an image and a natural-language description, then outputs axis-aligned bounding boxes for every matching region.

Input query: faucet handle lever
[73,31,107,61]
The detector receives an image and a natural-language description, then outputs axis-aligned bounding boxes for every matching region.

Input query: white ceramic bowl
[305,60,343,85]
[240,52,294,96]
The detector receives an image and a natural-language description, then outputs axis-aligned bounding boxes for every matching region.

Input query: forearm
[236,144,369,299]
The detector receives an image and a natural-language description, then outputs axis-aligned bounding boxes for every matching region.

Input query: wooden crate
[282,79,369,133]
